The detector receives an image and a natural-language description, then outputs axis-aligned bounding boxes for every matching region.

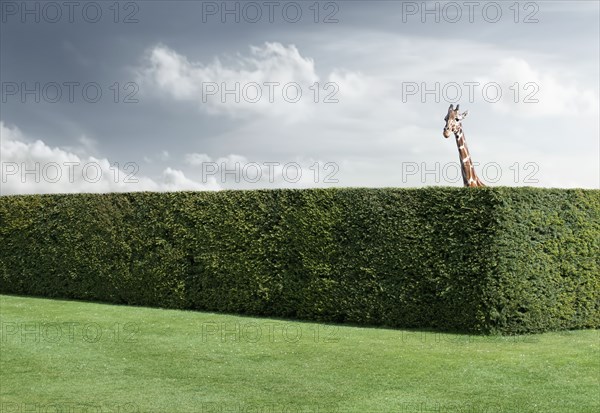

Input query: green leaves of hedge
[0,187,598,334]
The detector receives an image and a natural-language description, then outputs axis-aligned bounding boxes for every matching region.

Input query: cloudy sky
[1,0,598,194]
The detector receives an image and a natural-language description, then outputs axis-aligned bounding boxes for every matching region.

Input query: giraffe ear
[461,110,469,119]
[449,104,454,111]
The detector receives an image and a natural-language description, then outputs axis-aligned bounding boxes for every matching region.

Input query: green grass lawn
[0,294,598,413]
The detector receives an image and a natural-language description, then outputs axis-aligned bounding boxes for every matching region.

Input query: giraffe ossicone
[442,104,485,187]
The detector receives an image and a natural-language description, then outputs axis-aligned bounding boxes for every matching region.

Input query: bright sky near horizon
[1,0,599,194]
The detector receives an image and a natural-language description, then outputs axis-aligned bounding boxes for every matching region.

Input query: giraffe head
[443,104,469,138]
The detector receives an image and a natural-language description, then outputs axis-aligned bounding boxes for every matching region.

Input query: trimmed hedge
[0,188,598,334]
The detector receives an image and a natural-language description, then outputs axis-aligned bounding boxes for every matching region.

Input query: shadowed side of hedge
[484,188,600,334]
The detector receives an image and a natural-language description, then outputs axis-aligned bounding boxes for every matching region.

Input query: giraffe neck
[454,128,483,187]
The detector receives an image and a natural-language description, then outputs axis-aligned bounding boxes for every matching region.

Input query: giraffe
[443,104,485,187]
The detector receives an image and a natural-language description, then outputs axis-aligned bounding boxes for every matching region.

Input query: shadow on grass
[1,292,595,342]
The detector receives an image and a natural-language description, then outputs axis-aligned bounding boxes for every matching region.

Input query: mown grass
[0,294,598,412]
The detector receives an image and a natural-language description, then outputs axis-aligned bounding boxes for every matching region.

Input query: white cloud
[184,152,212,166]
[63,135,98,157]
[0,122,219,195]
[182,152,340,189]
[78,135,98,154]
[327,70,372,101]
[478,57,599,117]
[137,42,326,120]
[160,167,210,191]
